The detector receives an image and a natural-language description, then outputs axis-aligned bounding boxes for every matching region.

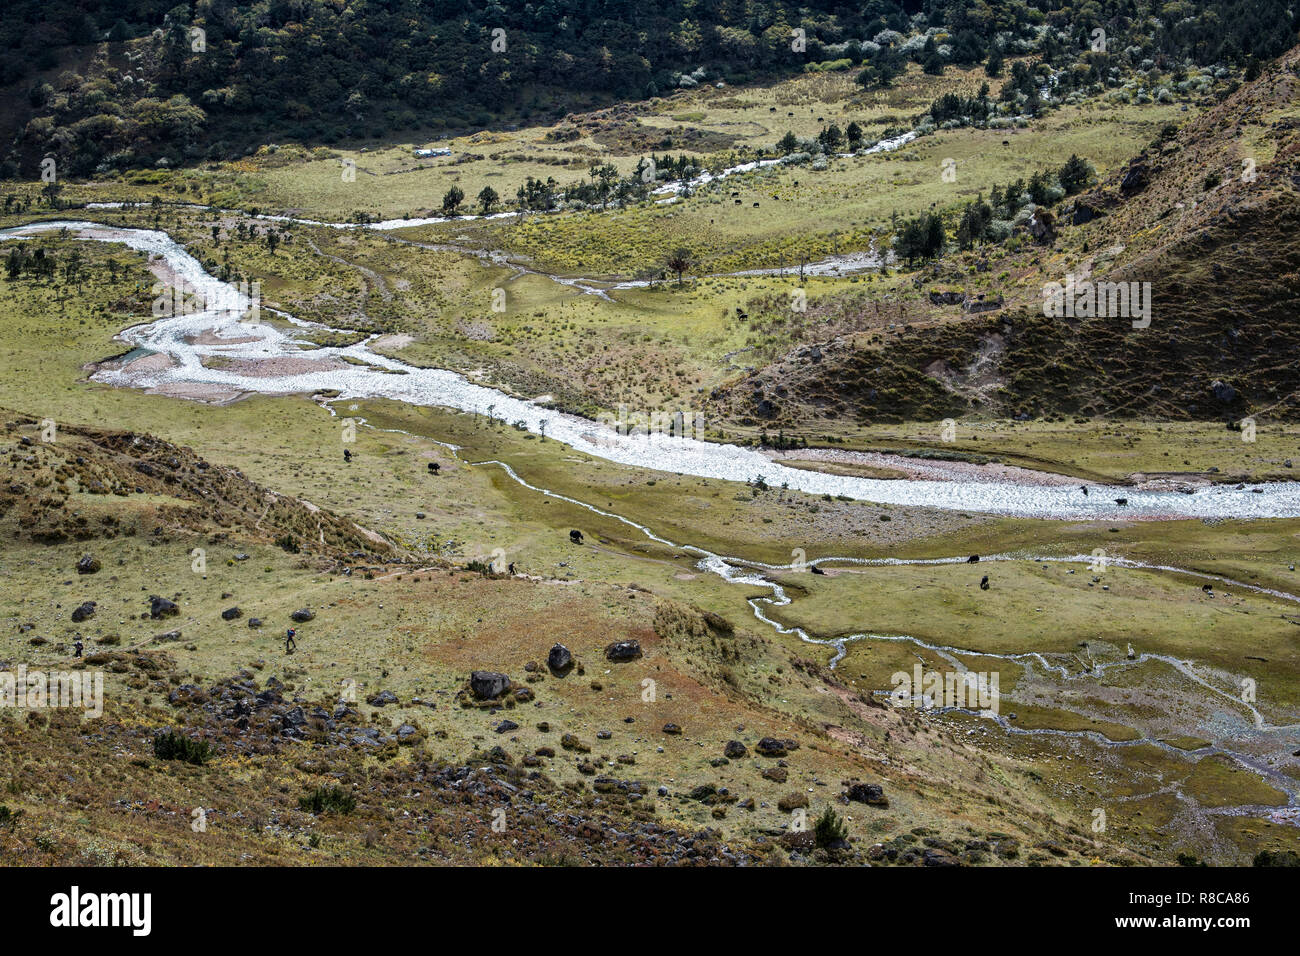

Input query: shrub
[153,729,215,765]
[299,785,356,815]
[1253,849,1300,867]
[814,806,849,848]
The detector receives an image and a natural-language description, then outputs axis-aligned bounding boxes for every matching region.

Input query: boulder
[469,671,511,700]
[1211,380,1237,404]
[962,293,1004,314]
[1120,160,1149,195]
[149,596,179,619]
[662,722,683,735]
[76,554,100,575]
[922,848,960,867]
[290,608,315,623]
[724,740,748,759]
[755,736,798,758]
[1071,200,1104,225]
[71,601,96,623]
[366,690,399,707]
[221,606,242,621]
[495,719,519,734]
[605,639,643,662]
[845,782,889,806]
[547,643,573,673]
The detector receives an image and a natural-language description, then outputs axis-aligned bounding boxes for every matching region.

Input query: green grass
[0,66,1296,866]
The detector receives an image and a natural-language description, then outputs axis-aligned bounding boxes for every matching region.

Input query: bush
[153,730,215,765]
[814,806,849,848]
[0,805,24,828]
[1253,849,1300,867]
[299,785,356,815]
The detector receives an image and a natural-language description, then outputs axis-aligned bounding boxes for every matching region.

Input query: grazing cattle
[1201,584,1213,593]
[343,448,352,462]
[1115,497,1128,506]
[810,565,826,575]
[967,555,980,563]
[979,575,990,590]
[569,529,584,544]
[428,462,440,474]
[1080,485,1088,496]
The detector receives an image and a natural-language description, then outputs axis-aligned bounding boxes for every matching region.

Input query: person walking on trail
[73,637,83,659]
[285,628,297,654]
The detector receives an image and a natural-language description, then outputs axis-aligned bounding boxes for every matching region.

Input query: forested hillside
[2,0,1298,177]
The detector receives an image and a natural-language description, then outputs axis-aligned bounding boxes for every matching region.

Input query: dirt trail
[306,236,392,302]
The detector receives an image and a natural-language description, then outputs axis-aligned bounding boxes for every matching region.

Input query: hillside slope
[709,46,1300,428]
[0,411,1150,866]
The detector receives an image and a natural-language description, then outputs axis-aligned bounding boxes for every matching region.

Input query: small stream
[4,220,1300,521]
[4,217,1299,818]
